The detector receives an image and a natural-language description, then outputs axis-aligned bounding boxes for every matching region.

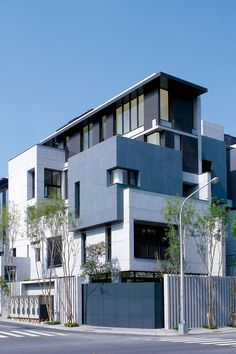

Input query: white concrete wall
[8,144,65,281]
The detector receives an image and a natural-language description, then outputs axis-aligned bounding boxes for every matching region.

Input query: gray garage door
[82,282,164,329]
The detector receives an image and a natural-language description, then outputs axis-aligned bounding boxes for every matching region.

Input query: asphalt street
[1,321,236,354]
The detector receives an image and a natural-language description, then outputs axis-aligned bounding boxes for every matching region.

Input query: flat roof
[40,72,207,144]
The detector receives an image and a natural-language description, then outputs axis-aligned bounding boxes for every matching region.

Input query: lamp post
[178,176,219,335]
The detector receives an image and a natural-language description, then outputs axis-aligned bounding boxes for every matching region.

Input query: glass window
[82,124,93,150]
[47,236,62,268]
[138,94,144,126]
[44,169,61,198]
[131,98,138,131]
[100,115,107,142]
[35,248,40,262]
[75,181,80,218]
[89,123,93,148]
[134,222,169,260]
[160,89,169,121]
[83,125,89,150]
[146,132,160,145]
[81,231,86,264]
[27,169,35,200]
[4,265,16,282]
[123,102,130,134]
[64,170,68,199]
[106,225,111,262]
[116,106,122,135]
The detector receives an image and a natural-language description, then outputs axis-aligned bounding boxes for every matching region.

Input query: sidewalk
[1,318,236,336]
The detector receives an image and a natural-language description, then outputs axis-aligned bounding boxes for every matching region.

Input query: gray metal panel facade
[164,274,235,329]
[116,135,182,195]
[83,282,164,329]
[68,136,120,229]
[201,136,227,201]
[68,135,182,229]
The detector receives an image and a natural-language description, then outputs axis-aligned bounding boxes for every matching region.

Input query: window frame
[44,168,62,198]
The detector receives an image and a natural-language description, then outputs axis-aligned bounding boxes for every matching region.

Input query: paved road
[1,321,236,353]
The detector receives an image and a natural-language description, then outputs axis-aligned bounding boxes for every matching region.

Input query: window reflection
[160,89,169,121]
[115,94,144,135]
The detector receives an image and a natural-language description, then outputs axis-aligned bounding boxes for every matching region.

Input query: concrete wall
[8,144,65,281]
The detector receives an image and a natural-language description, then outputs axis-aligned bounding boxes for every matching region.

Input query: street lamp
[178,176,219,335]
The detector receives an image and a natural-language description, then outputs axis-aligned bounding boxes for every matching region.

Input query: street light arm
[178,176,219,335]
[180,177,219,215]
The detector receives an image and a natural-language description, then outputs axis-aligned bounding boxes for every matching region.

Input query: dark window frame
[75,181,80,218]
[115,93,144,135]
[105,225,111,262]
[47,236,62,268]
[44,169,61,198]
[134,222,169,260]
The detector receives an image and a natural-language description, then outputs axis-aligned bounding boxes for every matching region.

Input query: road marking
[42,331,67,336]
[24,330,54,337]
[158,336,236,347]
[11,330,39,337]
[0,331,23,338]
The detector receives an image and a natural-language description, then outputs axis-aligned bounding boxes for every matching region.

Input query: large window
[134,222,168,260]
[44,169,61,198]
[160,89,169,121]
[82,123,93,150]
[108,168,139,187]
[4,265,16,282]
[116,94,144,135]
[47,236,62,268]
[99,115,107,142]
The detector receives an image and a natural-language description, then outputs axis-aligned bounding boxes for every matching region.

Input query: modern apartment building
[2,72,236,326]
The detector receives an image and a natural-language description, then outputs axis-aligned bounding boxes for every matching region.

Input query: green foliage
[64,322,79,327]
[202,324,218,330]
[161,197,196,273]
[81,241,120,277]
[162,198,228,275]
[0,202,20,245]
[43,320,61,325]
[0,276,9,294]
[231,214,236,239]
[27,195,77,245]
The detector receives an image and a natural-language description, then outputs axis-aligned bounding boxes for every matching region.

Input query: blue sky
[0,0,236,177]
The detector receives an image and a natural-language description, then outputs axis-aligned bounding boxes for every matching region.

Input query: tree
[162,197,228,328]
[0,277,9,293]
[0,202,20,295]
[229,214,236,325]
[27,196,78,324]
[80,241,120,279]
[162,197,196,274]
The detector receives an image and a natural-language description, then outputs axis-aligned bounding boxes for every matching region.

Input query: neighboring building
[3,72,236,325]
[0,178,8,255]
